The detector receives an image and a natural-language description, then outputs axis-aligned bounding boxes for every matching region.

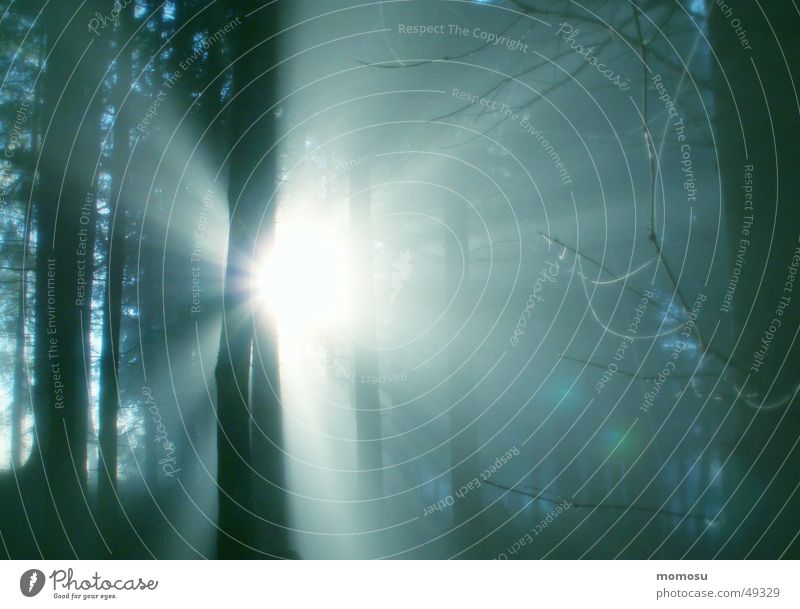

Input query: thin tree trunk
[351,158,383,501]
[97,7,134,542]
[11,260,27,469]
[444,200,480,533]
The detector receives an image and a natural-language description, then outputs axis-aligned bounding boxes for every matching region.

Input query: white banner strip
[1,560,797,607]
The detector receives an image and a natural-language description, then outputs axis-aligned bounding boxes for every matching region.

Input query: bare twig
[485,479,710,521]
[532,229,683,325]
[558,353,719,381]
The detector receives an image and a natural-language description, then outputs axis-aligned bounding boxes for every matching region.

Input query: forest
[0,0,798,560]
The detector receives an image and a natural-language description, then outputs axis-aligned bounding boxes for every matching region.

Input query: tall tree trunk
[215,1,281,559]
[140,280,161,491]
[11,256,28,469]
[711,3,800,391]
[711,2,800,557]
[444,199,480,533]
[351,158,383,502]
[33,0,106,557]
[251,288,289,555]
[97,8,134,544]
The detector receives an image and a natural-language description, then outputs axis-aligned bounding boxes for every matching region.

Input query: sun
[253,215,353,330]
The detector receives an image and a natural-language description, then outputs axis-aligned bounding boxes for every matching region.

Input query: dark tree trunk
[251,295,289,555]
[33,0,106,557]
[215,1,282,559]
[11,260,28,469]
[97,7,134,544]
[710,2,800,557]
[711,3,800,389]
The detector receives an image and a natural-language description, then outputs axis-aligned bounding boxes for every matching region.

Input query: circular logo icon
[20,569,45,597]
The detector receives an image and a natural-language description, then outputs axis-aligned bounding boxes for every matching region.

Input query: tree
[350,153,384,502]
[215,0,287,559]
[32,0,108,557]
[97,5,135,545]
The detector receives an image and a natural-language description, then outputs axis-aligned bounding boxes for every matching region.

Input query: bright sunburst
[254,214,354,330]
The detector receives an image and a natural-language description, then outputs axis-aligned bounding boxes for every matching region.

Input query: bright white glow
[255,216,353,330]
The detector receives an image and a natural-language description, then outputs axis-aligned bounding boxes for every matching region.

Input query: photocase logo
[20,569,45,597]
